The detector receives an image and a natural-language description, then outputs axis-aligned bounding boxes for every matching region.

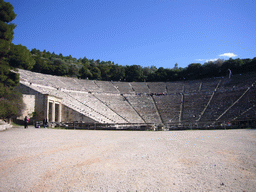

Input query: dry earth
[0,127,256,191]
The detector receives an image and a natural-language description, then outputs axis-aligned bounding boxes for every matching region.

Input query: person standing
[43,118,47,128]
[24,116,29,129]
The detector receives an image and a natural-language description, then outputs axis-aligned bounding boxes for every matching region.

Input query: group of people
[24,116,48,128]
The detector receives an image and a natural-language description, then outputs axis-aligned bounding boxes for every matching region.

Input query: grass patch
[11,121,23,127]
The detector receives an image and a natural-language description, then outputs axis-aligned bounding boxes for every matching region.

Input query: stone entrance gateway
[44,94,62,123]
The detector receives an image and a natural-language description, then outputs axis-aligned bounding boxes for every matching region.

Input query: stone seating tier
[218,86,256,121]
[200,90,246,121]
[69,92,127,123]
[166,82,184,94]
[184,81,201,93]
[235,105,256,121]
[153,95,181,124]
[125,95,162,124]
[200,78,220,93]
[95,81,119,94]
[18,69,256,125]
[147,82,167,94]
[19,69,256,95]
[131,82,150,94]
[112,82,134,94]
[95,94,144,123]
[182,93,212,121]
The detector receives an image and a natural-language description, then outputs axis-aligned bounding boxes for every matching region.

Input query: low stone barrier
[0,121,12,131]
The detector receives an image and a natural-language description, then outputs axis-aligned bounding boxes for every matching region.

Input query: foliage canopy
[23,49,256,82]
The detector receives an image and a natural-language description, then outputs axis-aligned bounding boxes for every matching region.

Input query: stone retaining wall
[0,121,12,131]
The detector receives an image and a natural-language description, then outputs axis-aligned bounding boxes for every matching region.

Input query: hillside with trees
[15,47,256,82]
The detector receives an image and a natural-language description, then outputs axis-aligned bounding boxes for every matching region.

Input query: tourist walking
[24,116,29,128]
[43,118,47,128]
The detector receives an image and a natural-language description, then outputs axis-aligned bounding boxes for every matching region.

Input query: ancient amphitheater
[1,69,255,191]
[17,69,256,130]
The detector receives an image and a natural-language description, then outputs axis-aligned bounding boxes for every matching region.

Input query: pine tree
[0,0,24,120]
[0,0,17,89]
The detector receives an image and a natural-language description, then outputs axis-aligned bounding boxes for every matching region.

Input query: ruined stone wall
[21,94,35,119]
[16,84,46,121]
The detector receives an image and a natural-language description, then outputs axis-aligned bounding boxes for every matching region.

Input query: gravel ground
[0,127,256,192]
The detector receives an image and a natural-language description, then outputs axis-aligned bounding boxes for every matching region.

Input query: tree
[59,53,63,59]
[90,66,101,80]
[165,68,175,81]
[242,57,256,73]
[0,88,24,119]
[0,0,24,120]
[81,56,89,65]
[52,59,68,76]
[149,65,157,74]
[0,0,16,60]
[110,64,125,81]
[98,61,111,80]
[154,67,168,81]
[79,66,92,79]
[9,43,35,70]
[201,62,220,78]
[0,63,19,89]
[0,0,17,88]
[174,63,178,69]
[68,64,79,77]
[142,66,151,78]
[183,63,202,80]
[31,48,41,55]
[42,50,51,58]
[232,58,244,74]
[125,65,143,82]
[220,58,235,76]
[32,55,46,73]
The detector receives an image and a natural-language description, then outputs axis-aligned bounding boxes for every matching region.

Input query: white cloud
[219,53,237,57]
[196,53,237,63]
[206,58,218,62]
[196,58,218,63]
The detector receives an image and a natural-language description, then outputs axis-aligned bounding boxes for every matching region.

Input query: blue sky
[7,0,256,68]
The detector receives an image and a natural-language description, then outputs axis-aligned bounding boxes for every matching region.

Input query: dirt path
[0,127,256,191]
